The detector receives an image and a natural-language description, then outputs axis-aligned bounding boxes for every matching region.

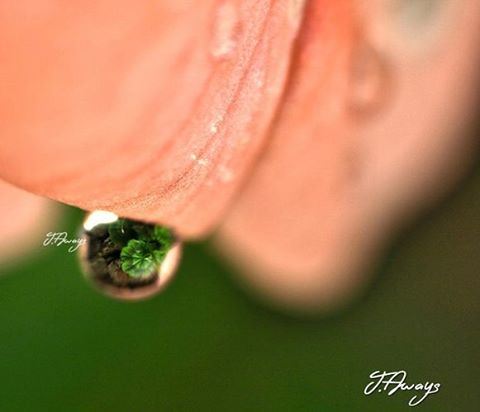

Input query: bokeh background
[0,160,479,411]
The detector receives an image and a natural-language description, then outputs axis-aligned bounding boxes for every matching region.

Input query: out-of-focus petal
[217,0,480,310]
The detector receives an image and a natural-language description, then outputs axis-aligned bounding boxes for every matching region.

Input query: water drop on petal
[78,211,182,301]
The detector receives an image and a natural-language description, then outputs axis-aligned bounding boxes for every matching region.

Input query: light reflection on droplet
[83,210,118,231]
[78,211,182,301]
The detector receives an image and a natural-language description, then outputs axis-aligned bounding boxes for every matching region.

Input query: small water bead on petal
[78,211,182,301]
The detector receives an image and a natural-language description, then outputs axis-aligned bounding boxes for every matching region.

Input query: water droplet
[347,41,392,118]
[210,1,239,60]
[78,211,182,301]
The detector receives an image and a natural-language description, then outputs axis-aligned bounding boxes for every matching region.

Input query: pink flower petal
[0,0,304,236]
[217,0,480,310]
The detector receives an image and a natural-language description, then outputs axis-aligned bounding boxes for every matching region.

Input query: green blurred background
[1,163,479,411]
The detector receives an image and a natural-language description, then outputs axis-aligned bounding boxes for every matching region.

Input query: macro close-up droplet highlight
[78,211,182,301]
